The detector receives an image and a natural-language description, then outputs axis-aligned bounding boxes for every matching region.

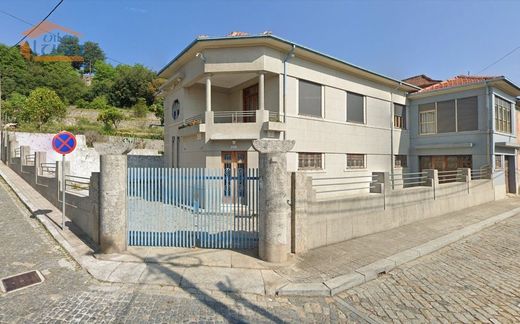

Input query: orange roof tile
[419,75,501,93]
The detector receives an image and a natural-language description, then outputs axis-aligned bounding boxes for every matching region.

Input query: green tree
[133,98,148,117]
[82,41,106,73]
[149,97,164,125]
[54,35,83,69]
[0,44,32,98]
[3,93,27,122]
[22,87,66,129]
[29,62,87,104]
[87,96,110,110]
[109,64,156,107]
[97,107,124,130]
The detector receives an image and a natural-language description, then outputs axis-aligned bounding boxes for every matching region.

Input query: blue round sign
[52,131,77,155]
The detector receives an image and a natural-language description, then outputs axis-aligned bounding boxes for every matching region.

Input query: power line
[477,45,520,74]
[11,0,65,48]
[2,7,125,65]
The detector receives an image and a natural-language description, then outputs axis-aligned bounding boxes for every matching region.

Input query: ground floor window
[346,154,366,169]
[419,155,472,171]
[298,152,323,170]
[495,155,503,169]
[394,155,408,168]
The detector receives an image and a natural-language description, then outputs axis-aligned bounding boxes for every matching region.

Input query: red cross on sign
[52,131,77,155]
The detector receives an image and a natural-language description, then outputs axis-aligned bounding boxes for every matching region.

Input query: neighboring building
[158,34,520,193]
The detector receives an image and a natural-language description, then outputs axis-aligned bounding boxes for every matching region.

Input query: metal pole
[62,154,66,229]
[0,72,3,160]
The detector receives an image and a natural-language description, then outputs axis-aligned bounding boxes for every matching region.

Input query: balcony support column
[259,72,265,111]
[205,75,211,112]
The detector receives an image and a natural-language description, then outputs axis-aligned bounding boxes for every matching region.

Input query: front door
[222,151,247,204]
[242,84,258,122]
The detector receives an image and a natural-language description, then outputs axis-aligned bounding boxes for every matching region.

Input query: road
[1,177,520,323]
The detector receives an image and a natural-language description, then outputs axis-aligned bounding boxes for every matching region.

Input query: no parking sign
[52,131,77,230]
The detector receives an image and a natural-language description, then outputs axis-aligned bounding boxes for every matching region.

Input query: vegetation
[0,36,165,138]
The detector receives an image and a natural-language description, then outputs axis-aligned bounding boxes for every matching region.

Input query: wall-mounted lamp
[195,52,207,63]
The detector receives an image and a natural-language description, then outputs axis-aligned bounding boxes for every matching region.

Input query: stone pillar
[20,145,30,169]
[7,137,17,166]
[99,154,127,253]
[291,172,312,254]
[34,152,46,180]
[56,160,70,195]
[253,139,295,263]
[259,72,265,110]
[205,76,212,112]
[425,169,438,200]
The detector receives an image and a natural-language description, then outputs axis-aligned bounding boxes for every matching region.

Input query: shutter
[299,80,322,117]
[437,100,456,133]
[347,92,364,123]
[419,102,435,113]
[457,97,478,131]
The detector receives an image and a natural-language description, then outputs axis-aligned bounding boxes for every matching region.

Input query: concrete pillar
[291,172,312,254]
[252,139,295,263]
[371,172,390,194]
[34,152,46,181]
[99,154,127,253]
[425,169,438,200]
[259,72,265,110]
[56,160,70,193]
[20,145,30,169]
[458,168,471,182]
[7,137,17,165]
[205,76,212,112]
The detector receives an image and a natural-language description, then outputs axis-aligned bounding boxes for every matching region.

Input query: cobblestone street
[2,175,520,323]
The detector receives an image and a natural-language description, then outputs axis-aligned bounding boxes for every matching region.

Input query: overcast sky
[1,0,519,84]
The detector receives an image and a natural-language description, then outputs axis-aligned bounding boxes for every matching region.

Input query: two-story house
[158,33,520,193]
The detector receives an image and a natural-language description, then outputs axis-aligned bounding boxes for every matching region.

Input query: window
[495,155,503,169]
[457,96,478,131]
[495,96,512,133]
[394,155,408,168]
[346,154,366,169]
[419,103,436,134]
[394,104,406,129]
[172,99,180,121]
[299,80,322,117]
[436,100,456,133]
[298,152,323,170]
[347,92,365,123]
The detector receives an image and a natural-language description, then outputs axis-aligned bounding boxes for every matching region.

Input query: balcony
[178,109,285,141]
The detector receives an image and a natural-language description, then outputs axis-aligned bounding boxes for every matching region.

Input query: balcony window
[346,154,366,169]
[419,103,436,134]
[394,104,406,129]
[298,152,323,170]
[298,80,322,118]
[495,96,512,133]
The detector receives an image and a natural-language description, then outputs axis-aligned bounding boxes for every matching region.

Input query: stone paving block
[355,259,396,281]
[180,267,265,295]
[324,272,365,296]
[277,282,330,296]
[386,249,421,266]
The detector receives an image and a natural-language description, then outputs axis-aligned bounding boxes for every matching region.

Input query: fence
[14,148,20,158]
[311,174,377,197]
[471,167,491,180]
[391,171,428,188]
[40,163,56,176]
[214,111,256,123]
[65,175,91,196]
[179,114,205,129]
[127,167,259,249]
[438,170,463,184]
[25,154,35,166]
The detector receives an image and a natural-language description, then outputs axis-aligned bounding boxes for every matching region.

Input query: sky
[0,0,519,84]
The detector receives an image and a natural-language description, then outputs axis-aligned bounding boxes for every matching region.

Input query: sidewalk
[2,160,520,297]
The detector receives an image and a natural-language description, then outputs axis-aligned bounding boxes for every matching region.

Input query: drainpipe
[283,45,296,140]
[390,82,403,189]
[486,81,492,169]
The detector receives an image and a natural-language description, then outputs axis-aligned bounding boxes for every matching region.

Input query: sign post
[52,131,77,230]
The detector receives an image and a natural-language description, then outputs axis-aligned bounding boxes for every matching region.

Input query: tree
[109,64,156,107]
[54,35,83,69]
[3,93,27,122]
[87,96,110,110]
[97,107,124,130]
[0,44,32,98]
[22,87,66,129]
[133,98,148,117]
[82,41,105,73]
[149,97,164,125]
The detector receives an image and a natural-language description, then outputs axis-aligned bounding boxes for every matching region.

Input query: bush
[84,130,106,147]
[22,87,66,130]
[87,95,110,110]
[75,98,88,108]
[132,97,148,118]
[97,107,124,130]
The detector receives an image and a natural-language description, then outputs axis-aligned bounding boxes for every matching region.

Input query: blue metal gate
[127,168,259,250]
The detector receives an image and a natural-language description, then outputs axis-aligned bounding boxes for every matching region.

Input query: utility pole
[0,72,3,161]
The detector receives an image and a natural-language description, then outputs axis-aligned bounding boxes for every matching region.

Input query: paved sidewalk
[2,160,520,297]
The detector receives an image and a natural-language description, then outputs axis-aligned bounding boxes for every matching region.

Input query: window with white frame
[495,96,512,133]
[419,110,436,134]
[346,154,366,169]
[394,155,408,168]
[495,155,503,169]
[347,92,365,123]
[298,152,323,170]
[298,80,322,117]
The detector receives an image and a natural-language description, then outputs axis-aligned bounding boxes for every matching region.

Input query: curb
[276,206,520,297]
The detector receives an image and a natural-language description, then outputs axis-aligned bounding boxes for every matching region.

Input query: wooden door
[222,151,247,203]
[242,84,258,122]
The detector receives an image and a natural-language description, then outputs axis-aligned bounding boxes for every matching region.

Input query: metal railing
[471,167,491,180]
[41,163,56,176]
[269,111,282,122]
[214,110,256,123]
[391,171,428,188]
[25,154,35,166]
[437,170,463,184]
[65,175,90,195]
[179,114,205,129]
[14,148,20,158]
[312,174,377,196]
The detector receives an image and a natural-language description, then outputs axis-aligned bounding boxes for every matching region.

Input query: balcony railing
[214,111,256,123]
[179,114,205,129]
[269,111,282,122]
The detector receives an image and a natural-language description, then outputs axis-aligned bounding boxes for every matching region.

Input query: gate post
[99,154,127,253]
[253,139,295,263]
